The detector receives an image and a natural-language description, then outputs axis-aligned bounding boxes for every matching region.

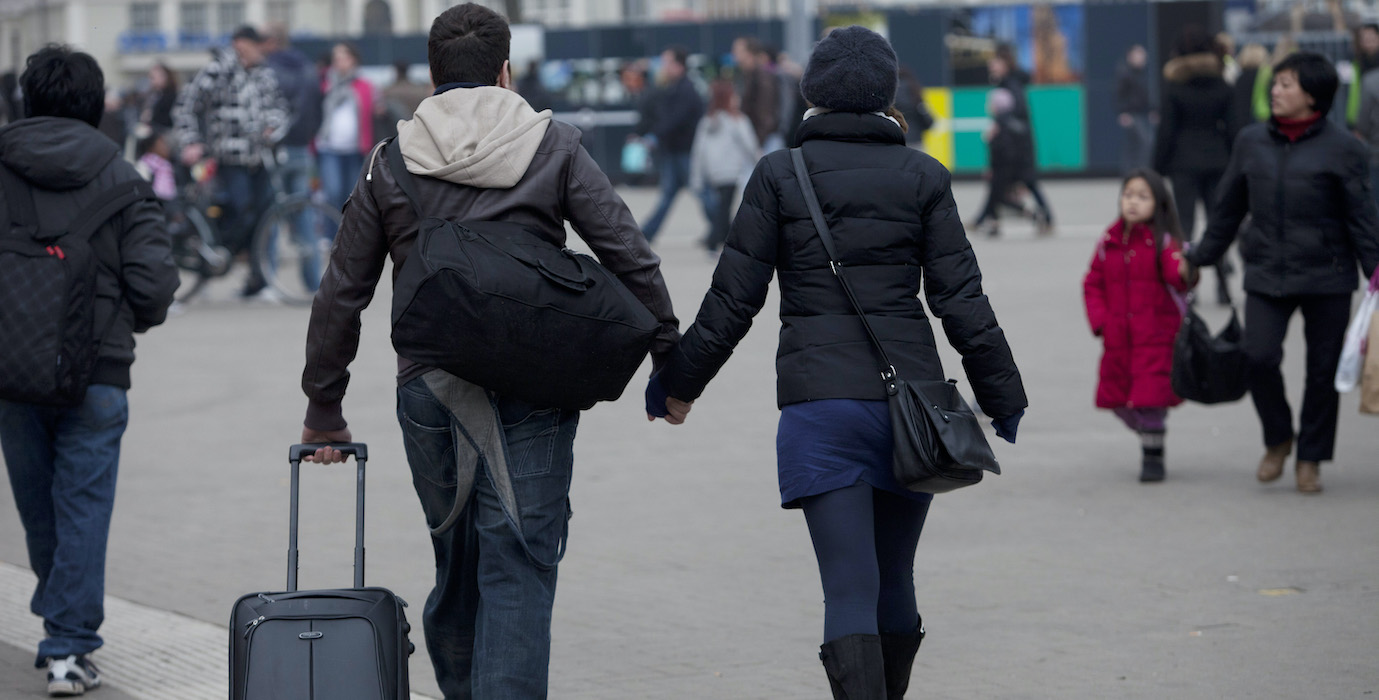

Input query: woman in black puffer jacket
[645,26,1028,699]
[1187,53,1379,494]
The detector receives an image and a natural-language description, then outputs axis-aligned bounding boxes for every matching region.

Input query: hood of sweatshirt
[396,86,552,189]
[0,117,120,190]
[1163,52,1223,83]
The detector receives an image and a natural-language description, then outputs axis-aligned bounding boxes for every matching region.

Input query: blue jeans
[396,378,579,699]
[640,151,692,242]
[318,151,365,242]
[0,385,128,666]
[272,145,324,292]
[218,165,274,293]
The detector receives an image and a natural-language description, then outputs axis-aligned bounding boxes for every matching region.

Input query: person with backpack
[646,26,1026,698]
[0,45,178,697]
[1184,53,1379,493]
[296,6,679,697]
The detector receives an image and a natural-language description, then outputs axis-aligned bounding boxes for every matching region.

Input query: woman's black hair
[1121,169,1185,276]
[1273,52,1339,117]
[20,44,104,127]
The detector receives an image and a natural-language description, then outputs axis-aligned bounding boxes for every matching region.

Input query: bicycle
[168,148,342,306]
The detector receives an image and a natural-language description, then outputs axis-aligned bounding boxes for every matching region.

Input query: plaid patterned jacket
[173,48,289,167]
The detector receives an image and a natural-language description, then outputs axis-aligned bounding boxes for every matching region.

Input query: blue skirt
[776,399,935,509]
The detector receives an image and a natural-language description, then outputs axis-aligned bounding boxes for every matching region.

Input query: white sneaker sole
[47,678,86,696]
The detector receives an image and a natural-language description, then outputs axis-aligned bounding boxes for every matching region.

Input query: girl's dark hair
[1121,168,1184,271]
[428,3,510,86]
[21,44,104,127]
[1273,52,1340,117]
[135,127,166,159]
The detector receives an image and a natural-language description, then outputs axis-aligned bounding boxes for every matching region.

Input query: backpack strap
[43,180,159,244]
[384,138,428,220]
[0,162,39,239]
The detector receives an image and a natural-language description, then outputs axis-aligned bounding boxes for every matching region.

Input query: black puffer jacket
[1153,53,1236,174]
[0,118,178,388]
[1189,118,1379,296]
[658,112,1027,419]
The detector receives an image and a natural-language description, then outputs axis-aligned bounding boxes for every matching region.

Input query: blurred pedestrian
[1116,44,1154,173]
[97,88,128,151]
[689,79,758,253]
[317,42,375,241]
[172,24,289,299]
[1346,23,1379,130]
[383,61,430,119]
[734,37,781,152]
[1153,24,1236,305]
[138,62,178,131]
[895,66,934,146]
[135,128,178,201]
[0,45,177,696]
[1233,44,1270,131]
[776,48,807,148]
[988,44,1053,234]
[1083,169,1192,482]
[970,88,1041,238]
[636,46,703,243]
[261,21,323,210]
[647,26,1027,699]
[1184,52,1379,493]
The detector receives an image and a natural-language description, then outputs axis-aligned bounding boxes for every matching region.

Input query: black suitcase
[229,443,413,700]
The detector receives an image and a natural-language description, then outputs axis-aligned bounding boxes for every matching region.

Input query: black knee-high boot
[820,634,887,700]
[879,617,925,699]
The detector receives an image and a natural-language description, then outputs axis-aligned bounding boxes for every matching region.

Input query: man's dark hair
[428,3,510,86]
[664,45,689,70]
[20,44,104,127]
[1274,51,1340,117]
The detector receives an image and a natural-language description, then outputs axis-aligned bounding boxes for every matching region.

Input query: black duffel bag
[1171,306,1248,404]
[386,143,660,410]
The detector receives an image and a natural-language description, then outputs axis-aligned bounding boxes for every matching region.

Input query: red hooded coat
[1084,220,1191,409]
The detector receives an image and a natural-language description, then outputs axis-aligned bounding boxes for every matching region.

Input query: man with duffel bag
[297,4,680,698]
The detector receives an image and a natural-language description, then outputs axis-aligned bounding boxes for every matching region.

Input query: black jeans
[1243,292,1352,461]
[705,184,737,252]
[1169,169,1224,239]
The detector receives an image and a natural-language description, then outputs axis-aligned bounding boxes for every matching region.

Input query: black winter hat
[800,26,898,113]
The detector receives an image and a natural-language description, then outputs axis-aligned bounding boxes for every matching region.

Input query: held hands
[301,426,353,464]
[645,373,693,425]
[1178,257,1200,287]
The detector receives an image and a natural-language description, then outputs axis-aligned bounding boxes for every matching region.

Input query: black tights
[800,482,931,643]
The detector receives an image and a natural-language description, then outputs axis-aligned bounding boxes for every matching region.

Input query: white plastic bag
[1336,288,1379,392]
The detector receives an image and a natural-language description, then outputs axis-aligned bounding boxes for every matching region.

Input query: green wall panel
[947,86,1086,174]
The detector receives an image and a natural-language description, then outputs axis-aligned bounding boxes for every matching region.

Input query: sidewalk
[0,641,137,700]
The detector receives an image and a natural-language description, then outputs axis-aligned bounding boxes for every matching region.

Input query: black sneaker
[46,654,100,697]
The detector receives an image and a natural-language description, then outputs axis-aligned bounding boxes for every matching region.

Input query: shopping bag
[621,140,649,175]
[1362,307,1379,414]
[1336,286,1379,393]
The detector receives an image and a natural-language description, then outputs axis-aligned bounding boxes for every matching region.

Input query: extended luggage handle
[287,443,369,593]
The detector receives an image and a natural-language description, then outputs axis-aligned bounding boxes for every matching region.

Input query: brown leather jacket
[302,120,679,430]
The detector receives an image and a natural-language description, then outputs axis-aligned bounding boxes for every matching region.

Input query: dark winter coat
[265,48,324,148]
[1084,220,1190,409]
[1153,53,1236,174]
[645,76,703,155]
[657,112,1028,420]
[1114,63,1151,116]
[989,113,1036,182]
[1188,118,1379,297]
[0,118,178,389]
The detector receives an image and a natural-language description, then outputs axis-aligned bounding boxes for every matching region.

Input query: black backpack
[0,164,158,406]
[385,143,660,410]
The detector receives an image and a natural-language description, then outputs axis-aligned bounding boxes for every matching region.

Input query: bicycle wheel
[170,205,228,304]
[252,196,342,306]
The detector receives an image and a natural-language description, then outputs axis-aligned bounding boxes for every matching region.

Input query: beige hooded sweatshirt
[395,86,553,189]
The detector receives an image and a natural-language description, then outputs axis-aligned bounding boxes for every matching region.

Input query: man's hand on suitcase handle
[300,427,354,463]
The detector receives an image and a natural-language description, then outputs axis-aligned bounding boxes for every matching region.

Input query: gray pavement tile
[3,178,1378,698]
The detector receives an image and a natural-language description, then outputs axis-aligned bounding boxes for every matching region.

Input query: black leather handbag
[790,149,1000,494]
[1171,305,1248,404]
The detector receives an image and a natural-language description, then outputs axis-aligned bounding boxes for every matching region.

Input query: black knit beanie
[800,26,899,113]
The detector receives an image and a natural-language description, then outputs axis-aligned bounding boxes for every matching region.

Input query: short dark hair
[664,45,688,70]
[428,3,510,86]
[1274,52,1339,116]
[21,45,104,127]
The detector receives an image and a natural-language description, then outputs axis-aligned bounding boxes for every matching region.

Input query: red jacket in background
[1084,219,1191,409]
[319,75,376,155]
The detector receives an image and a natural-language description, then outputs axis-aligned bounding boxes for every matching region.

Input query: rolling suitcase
[229,443,413,700]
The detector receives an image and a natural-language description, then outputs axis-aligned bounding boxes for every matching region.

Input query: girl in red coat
[1084,169,1194,482]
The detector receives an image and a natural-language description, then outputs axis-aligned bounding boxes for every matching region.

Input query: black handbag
[385,143,661,410]
[790,149,1000,494]
[1171,304,1248,404]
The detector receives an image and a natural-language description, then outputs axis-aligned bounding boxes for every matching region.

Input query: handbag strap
[790,147,898,381]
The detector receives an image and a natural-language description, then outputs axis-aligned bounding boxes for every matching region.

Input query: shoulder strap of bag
[790,147,899,380]
[57,180,159,245]
[384,138,428,221]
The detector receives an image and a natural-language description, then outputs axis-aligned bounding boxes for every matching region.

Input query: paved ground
[1,177,1377,700]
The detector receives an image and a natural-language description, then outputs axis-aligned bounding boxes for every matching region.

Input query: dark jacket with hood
[266,47,324,148]
[657,111,1028,420]
[1153,52,1237,174]
[1188,118,1379,297]
[645,75,703,155]
[0,117,178,389]
[302,86,679,431]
